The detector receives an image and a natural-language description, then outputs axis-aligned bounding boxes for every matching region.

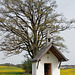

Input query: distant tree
[4,63,11,66]
[0,63,22,67]
[16,64,22,68]
[0,0,74,58]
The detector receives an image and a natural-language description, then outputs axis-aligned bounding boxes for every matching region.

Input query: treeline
[0,59,32,73]
[60,65,75,69]
[0,63,22,68]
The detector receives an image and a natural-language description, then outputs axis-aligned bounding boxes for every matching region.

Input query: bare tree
[0,0,73,58]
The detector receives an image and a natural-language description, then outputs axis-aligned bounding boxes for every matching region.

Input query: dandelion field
[0,66,25,75]
[0,66,75,75]
[61,69,75,75]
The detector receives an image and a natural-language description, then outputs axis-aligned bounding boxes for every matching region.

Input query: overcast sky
[0,0,75,65]
[56,0,75,65]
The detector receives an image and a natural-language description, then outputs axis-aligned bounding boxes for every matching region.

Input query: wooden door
[44,63,51,75]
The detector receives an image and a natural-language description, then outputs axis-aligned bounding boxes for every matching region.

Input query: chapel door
[44,63,51,75]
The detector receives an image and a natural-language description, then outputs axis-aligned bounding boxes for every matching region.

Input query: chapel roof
[31,43,68,62]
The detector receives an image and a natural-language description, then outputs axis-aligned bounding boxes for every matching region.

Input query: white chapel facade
[31,30,68,75]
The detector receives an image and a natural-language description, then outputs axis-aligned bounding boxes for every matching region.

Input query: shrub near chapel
[22,59,32,73]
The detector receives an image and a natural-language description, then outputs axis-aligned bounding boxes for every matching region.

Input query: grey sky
[0,0,75,65]
[56,0,75,19]
[56,0,75,65]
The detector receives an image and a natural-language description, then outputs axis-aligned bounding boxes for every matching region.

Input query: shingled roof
[31,43,68,62]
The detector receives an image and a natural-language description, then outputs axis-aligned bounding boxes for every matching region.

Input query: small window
[48,38,50,42]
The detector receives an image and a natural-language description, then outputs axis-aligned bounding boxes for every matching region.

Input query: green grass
[0,72,23,75]
[25,69,75,75]
[23,73,32,75]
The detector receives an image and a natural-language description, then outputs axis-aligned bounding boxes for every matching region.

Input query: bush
[22,59,32,73]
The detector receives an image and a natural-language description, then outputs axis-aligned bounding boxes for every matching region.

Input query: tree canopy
[0,0,74,58]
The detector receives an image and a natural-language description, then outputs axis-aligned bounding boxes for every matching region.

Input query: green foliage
[22,59,32,73]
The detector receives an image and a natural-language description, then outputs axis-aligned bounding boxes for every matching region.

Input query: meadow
[0,66,75,75]
[60,69,75,75]
[0,66,25,75]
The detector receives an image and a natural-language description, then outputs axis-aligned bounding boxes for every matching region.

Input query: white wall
[32,51,60,75]
[32,62,37,75]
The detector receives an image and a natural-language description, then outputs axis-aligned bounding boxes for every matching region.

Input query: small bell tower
[46,29,51,46]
